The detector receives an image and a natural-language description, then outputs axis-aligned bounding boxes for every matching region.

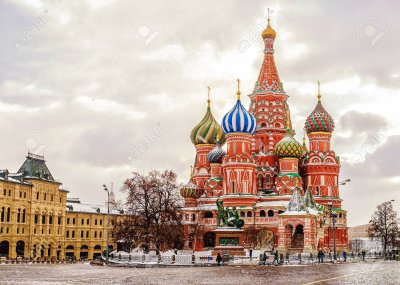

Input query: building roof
[66,201,121,215]
[17,152,57,182]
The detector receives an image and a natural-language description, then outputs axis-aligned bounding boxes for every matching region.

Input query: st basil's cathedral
[180,16,348,254]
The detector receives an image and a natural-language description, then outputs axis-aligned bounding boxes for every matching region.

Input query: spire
[284,101,292,135]
[317,81,321,103]
[302,128,308,154]
[189,165,193,181]
[237,79,241,100]
[304,187,316,209]
[255,10,283,93]
[287,187,307,212]
[207,86,211,108]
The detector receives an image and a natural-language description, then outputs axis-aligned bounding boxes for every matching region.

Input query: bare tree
[368,201,399,257]
[112,170,184,251]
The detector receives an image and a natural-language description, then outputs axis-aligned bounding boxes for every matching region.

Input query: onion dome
[180,168,202,199]
[262,13,276,39]
[275,129,303,158]
[305,82,335,134]
[222,79,256,134]
[208,135,226,163]
[190,87,226,145]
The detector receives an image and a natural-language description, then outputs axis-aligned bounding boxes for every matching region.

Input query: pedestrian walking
[362,250,366,261]
[216,253,222,266]
[249,248,253,260]
[273,250,279,265]
[262,251,267,265]
[343,251,347,262]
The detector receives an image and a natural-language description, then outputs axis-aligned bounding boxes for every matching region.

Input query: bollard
[172,254,176,264]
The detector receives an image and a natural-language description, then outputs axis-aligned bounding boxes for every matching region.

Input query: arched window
[339,213,343,218]
[17,208,21,223]
[240,211,245,218]
[6,207,11,222]
[204,211,213,219]
[247,211,252,217]
[192,214,196,222]
[22,209,26,223]
[315,186,320,195]
[268,210,274,217]
[0,207,4,222]
[259,210,266,217]
[258,175,263,189]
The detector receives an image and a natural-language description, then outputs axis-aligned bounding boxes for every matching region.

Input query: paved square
[0,261,399,285]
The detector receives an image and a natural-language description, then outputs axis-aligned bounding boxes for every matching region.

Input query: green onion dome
[190,99,225,145]
[275,129,303,158]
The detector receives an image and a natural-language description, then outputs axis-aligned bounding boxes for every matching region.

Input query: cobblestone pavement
[0,261,399,285]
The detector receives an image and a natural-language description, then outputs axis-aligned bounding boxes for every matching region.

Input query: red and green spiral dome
[305,101,335,133]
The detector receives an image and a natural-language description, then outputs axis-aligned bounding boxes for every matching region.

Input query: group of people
[216,248,370,266]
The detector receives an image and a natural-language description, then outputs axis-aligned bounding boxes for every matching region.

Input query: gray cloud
[0,0,399,225]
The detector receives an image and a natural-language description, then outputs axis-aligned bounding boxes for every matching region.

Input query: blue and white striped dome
[222,100,257,134]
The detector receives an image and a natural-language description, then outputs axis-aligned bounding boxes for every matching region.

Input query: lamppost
[327,202,337,261]
[102,184,111,264]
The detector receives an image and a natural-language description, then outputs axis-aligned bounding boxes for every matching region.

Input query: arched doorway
[0,241,9,258]
[16,240,25,257]
[80,245,89,260]
[65,245,75,259]
[93,245,102,259]
[40,244,45,257]
[291,224,304,249]
[203,232,216,248]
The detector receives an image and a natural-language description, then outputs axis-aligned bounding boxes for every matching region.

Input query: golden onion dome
[262,18,276,40]
[190,88,226,146]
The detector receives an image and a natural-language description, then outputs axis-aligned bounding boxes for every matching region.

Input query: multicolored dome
[190,93,225,145]
[222,80,256,135]
[305,83,335,134]
[208,139,226,163]
[275,130,303,158]
[180,178,202,199]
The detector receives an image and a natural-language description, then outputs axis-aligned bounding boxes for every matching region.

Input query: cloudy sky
[1,0,399,226]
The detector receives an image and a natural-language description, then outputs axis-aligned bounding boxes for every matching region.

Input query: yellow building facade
[0,153,118,260]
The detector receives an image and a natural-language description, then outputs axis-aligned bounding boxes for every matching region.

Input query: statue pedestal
[212,227,245,256]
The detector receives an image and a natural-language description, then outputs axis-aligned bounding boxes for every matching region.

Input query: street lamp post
[328,202,337,261]
[103,184,111,264]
